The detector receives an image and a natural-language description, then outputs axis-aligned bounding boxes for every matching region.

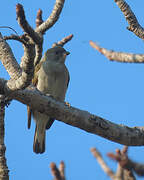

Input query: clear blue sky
[1,0,144,179]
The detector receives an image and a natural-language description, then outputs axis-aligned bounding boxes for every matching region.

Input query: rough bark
[0,96,9,180]
[4,86,144,147]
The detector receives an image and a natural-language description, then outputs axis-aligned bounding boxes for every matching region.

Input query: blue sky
[1,0,144,179]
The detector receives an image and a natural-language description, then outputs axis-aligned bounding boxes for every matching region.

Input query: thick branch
[90,41,144,63]
[1,77,144,146]
[114,0,144,40]
[35,0,65,34]
[0,82,142,146]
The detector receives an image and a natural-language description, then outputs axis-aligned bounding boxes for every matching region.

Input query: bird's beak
[63,51,70,59]
[66,51,70,55]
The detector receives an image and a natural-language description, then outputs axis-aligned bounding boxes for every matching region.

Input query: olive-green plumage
[28,46,70,154]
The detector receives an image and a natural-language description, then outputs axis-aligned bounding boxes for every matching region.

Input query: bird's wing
[27,60,43,129]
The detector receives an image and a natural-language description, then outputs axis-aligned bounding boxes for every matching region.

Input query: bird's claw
[65,101,71,107]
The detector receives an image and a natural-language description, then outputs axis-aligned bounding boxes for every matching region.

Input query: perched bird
[27,46,70,154]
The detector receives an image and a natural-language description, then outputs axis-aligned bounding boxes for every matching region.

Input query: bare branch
[0,33,35,91]
[36,0,65,34]
[52,34,74,47]
[0,33,21,80]
[90,41,144,63]
[3,35,27,46]
[115,164,124,180]
[0,95,9,179]
[108,147,136,180]
[36,9,43,28]
[50,162,65,180]
[16,4,42,44]
[107,147,130,169]
[91,146,137,180]
[114,0,144,40]
[108,146,144,177]
[91,148,115,179]
[0,83,141,146]
[34,42,43,66]
[59,161,65,180]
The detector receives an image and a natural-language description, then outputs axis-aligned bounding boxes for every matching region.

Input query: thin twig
[36,9,43,27]
[108,146,136,179]
[90,41,144,63]
[52,34,73,47]
[90,148,115,180]
[50,162,64,180]
[59,161,65,180]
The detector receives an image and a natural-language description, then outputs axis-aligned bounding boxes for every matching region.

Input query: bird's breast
[37,62,68,101]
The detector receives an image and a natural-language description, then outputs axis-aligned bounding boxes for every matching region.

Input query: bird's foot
[65,101,71,107]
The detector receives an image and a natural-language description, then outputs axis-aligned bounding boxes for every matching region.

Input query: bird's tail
[33,124,46,154]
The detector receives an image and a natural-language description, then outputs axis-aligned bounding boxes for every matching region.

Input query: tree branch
[109,146,144,177]
[90,148,115,179]
[0,81,141,146]
[36,9,43,28]
[91,146,137,180]
[16,4,42,44]
[52,34,73,47]
[50,161,66,180]
[0,33,21,80]
[35,0,65,34]
[3,35,27,46]
[90,41,144,63]
[0,95,9,180]
[114,0,144,40]
[58,161,65,180]
[0,33,35,91]
[108,146,137,180]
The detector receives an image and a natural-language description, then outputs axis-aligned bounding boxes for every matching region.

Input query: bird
[27,46,70,154]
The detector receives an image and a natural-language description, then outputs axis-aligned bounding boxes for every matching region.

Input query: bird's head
[45,46,70,64]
